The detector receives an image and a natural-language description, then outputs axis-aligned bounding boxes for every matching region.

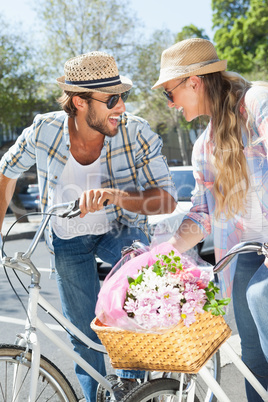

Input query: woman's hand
[79,188,129,217]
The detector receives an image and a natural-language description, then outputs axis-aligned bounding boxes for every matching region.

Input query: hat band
[65,75,121,88]
[164,59,220,74]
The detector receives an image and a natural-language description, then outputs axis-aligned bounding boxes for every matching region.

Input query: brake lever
[61,198,109,219]
[58,198,81,218]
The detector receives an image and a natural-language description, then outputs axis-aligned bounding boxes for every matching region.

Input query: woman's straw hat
[152,38,227,89]
[57,51,132,94]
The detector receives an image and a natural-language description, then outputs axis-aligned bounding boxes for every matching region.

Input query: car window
[171,170,195,201]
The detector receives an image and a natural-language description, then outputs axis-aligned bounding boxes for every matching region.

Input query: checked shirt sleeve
[0,119,38,178]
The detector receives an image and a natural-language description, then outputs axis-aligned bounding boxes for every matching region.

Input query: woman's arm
[169,218,204,253]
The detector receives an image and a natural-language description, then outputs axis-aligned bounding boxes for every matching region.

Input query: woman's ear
[189,76,202,91]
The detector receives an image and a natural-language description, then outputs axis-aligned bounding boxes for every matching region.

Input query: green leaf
[218,298,231,306]
[127,277,135,285]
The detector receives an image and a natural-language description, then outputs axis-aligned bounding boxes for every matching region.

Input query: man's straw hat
[57,51,132,94]
[152,38,227,89]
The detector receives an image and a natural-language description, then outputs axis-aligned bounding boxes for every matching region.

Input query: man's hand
[79,188,129,217]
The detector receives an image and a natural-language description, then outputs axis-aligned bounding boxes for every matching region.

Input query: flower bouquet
[92,243,232,372]
[95,242,230,333]
[124,249,230,331]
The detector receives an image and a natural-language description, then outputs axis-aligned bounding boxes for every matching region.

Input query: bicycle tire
[121,378,190,401]
[121,351,221,402]
[193,350,221,402]
[161,351,220,402]
[96,373,119,402]
[0,344,78,401]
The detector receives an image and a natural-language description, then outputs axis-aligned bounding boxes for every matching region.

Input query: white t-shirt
[52,153,111,239]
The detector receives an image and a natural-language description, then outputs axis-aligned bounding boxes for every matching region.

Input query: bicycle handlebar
[213,241,268,274]
[1,199,268,280]
[0,200,82,277]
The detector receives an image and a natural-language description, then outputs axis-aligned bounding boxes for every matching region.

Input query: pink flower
[123,251,214,331]
[158,304,181,327]
[181,303,196,327]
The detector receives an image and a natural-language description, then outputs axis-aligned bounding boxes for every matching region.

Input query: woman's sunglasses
[163,76,204,103]
[163,78,188,103]
[91,91,130,109]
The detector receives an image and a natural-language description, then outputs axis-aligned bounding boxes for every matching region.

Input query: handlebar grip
[67,199,108,219]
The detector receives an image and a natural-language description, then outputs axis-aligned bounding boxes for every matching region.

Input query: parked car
[18,184,41,212]
[148,166,215,264]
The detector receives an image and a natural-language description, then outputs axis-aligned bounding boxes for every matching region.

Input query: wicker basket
[91,312,231,373]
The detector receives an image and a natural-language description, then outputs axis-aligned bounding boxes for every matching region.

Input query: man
[0,51,177,401]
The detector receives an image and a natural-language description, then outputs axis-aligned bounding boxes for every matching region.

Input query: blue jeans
[52,222,149,402]
[233,253,268,402]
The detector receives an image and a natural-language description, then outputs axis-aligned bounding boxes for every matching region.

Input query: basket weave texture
[91,312,231,373]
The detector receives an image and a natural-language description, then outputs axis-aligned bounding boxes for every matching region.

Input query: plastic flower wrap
[95,243,230,333]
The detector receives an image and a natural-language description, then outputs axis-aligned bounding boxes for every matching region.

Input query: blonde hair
[203,71,267,219]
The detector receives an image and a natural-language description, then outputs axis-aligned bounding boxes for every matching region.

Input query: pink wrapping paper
[95,242,199,331]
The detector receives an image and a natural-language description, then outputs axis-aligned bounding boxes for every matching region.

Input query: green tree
[212,0,250,30]
[33,0,142,76]
[0,17,58,139]
[175,25,210,42]
[212,0,268,74]
[0,17,59,219]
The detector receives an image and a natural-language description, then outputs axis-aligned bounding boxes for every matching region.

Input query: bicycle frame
[15,286,112,399]
[1,201,268,402]
[2,202,113,401]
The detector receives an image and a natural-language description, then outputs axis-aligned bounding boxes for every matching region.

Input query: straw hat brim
[56,75,133,94]
[152,59,227,89]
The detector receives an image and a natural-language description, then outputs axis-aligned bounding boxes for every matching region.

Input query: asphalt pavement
[2,214,43,241]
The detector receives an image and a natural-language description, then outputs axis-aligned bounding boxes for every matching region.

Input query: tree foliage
[212,0,250,30]
[175,25,210,42]
[34,0,142,76]
[212,0,268,74]
[0,17,58,138]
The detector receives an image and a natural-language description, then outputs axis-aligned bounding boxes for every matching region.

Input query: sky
[0,0,215,41]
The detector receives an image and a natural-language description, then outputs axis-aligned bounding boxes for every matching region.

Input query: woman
[152,37,268,401]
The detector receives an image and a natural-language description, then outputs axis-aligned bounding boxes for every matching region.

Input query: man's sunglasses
[91,91,130,109]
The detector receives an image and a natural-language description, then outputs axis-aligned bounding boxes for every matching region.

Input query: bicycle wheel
[162,351,221,402]
[0,344,78,401]
[96,374,119,401]
[121,378,187,401]
[193,351,220,402]
[121,351,221,402]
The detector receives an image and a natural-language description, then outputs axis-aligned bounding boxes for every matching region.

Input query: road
[0,238,248,401]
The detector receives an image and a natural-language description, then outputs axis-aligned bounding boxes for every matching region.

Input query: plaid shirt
[0,111,177,266]
[184,85,268,298]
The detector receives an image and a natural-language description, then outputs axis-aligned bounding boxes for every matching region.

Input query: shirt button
[63,156,67,159]
[54,176,58,179]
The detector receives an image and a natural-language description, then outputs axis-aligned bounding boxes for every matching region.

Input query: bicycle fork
[14,284,41,402]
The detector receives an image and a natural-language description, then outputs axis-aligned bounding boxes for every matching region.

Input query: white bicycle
[0,200,267,402]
